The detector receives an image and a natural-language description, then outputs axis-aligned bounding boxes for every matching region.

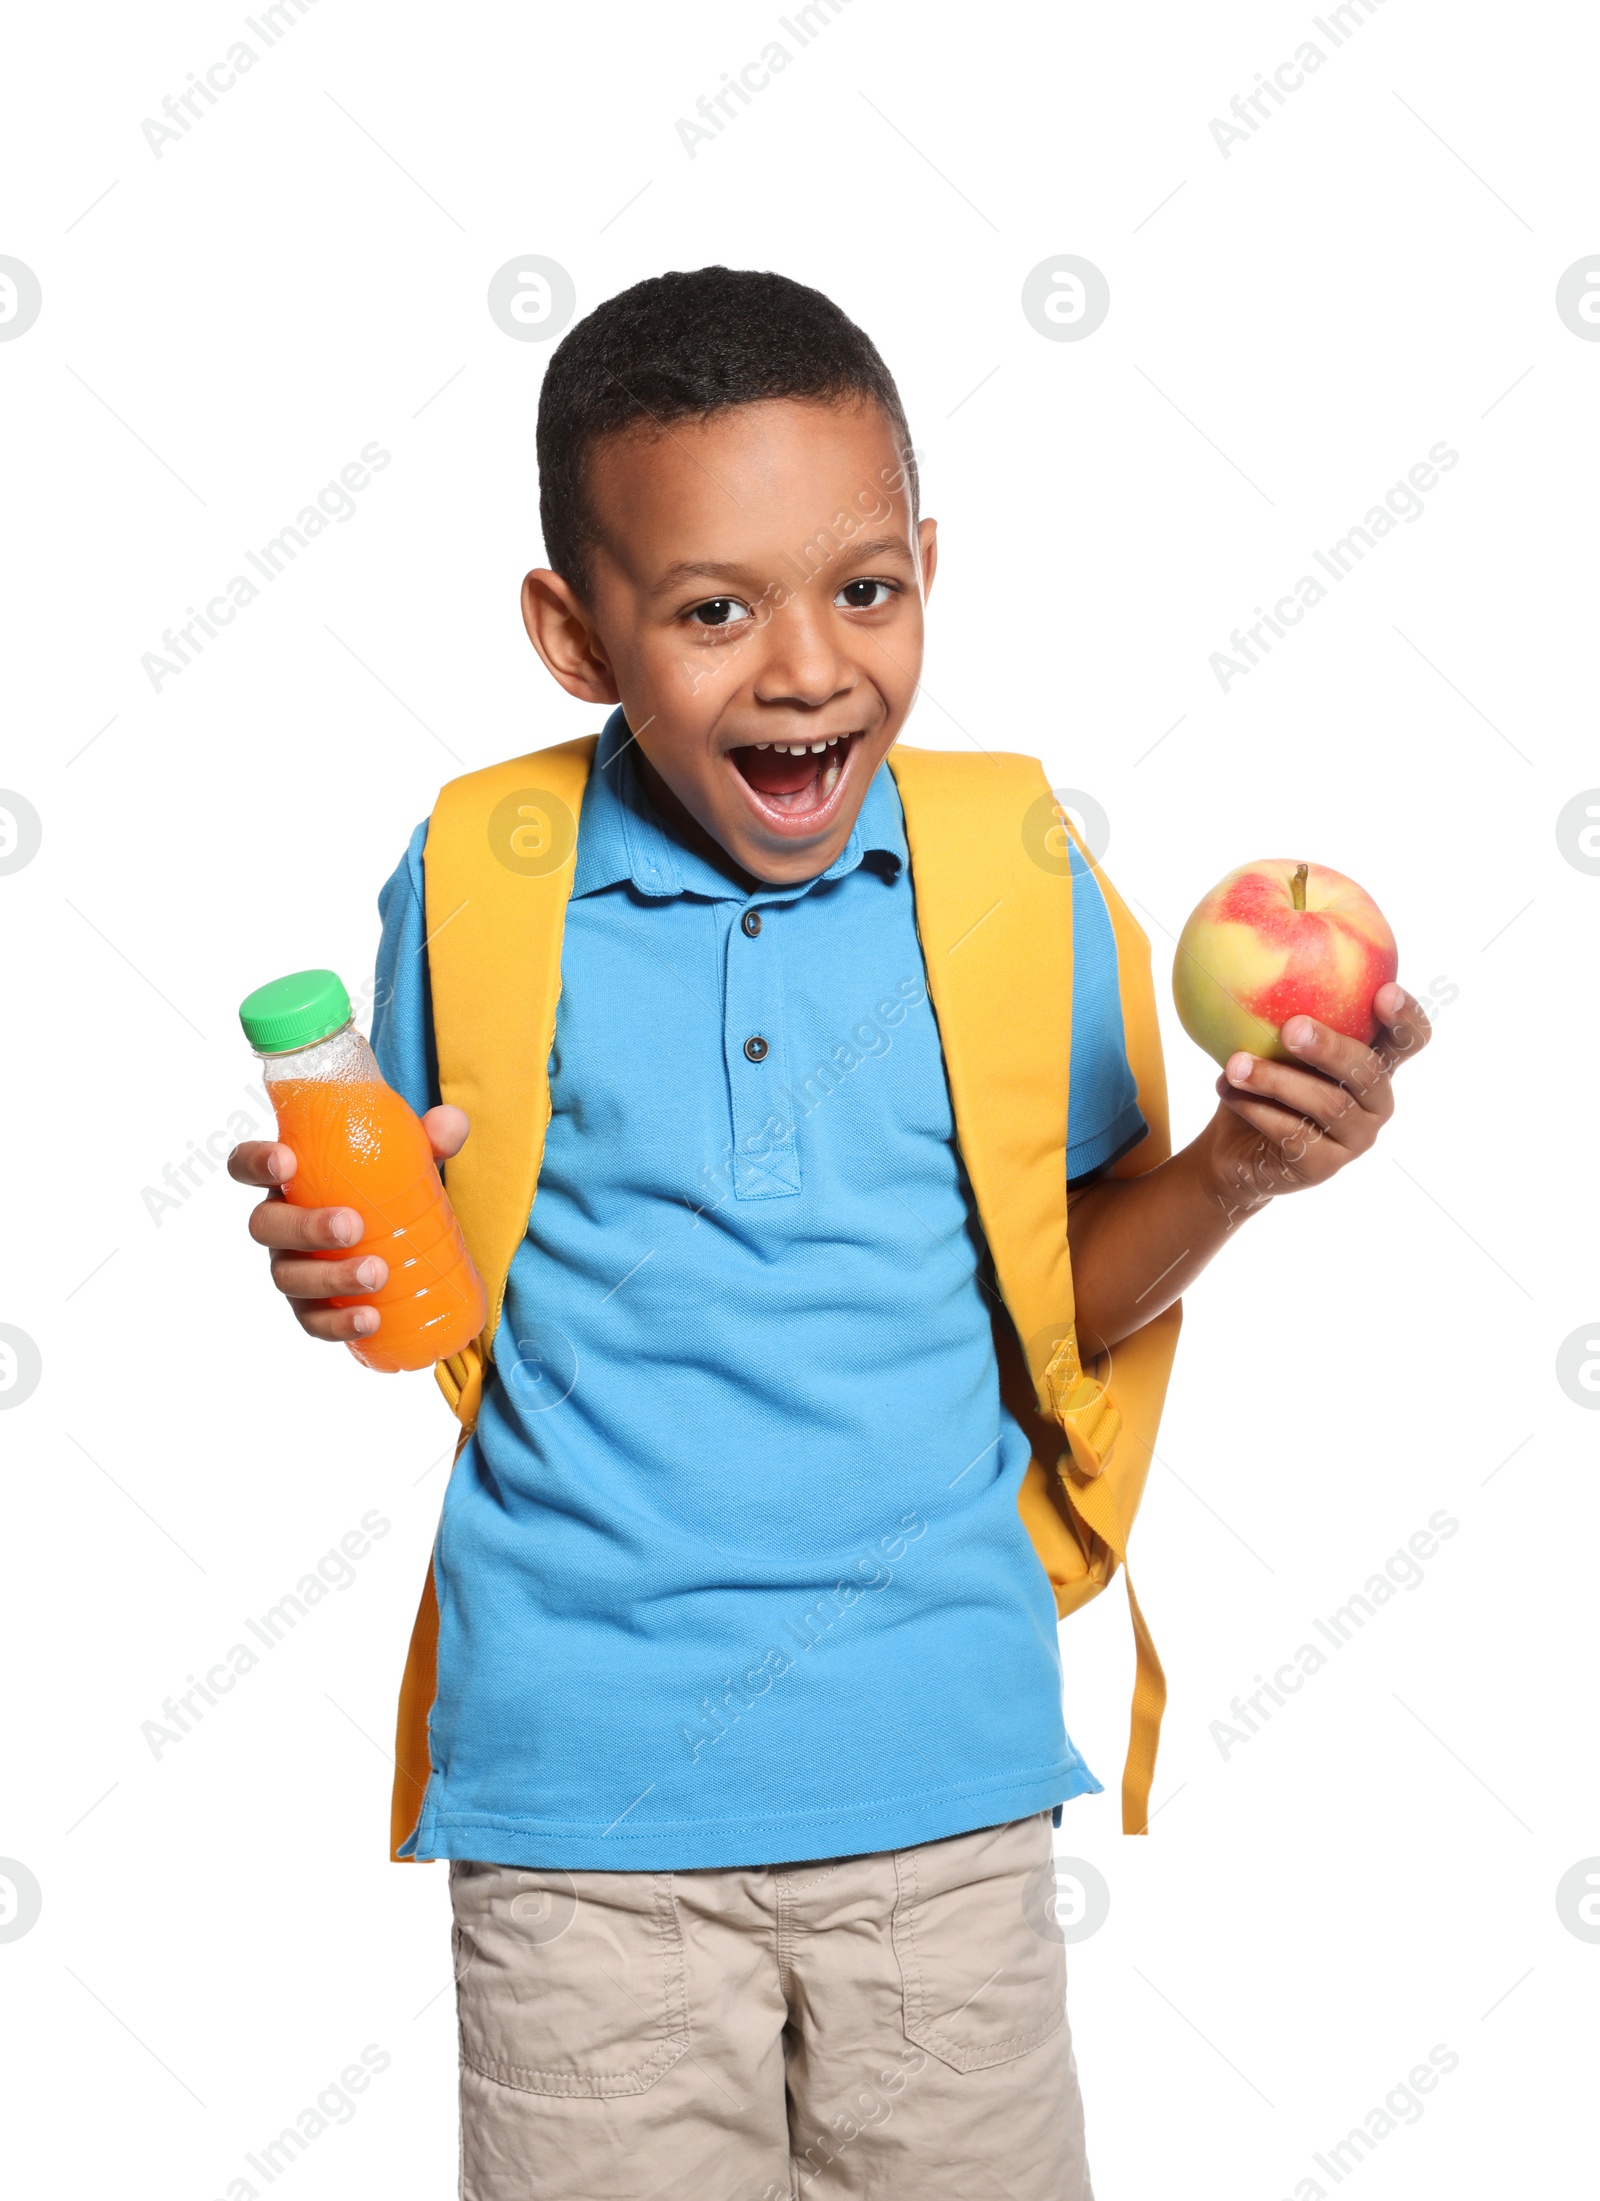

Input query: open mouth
[726,730,861,830]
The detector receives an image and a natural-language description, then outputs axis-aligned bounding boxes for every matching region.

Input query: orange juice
[239,968,485,1374]
[266,1073,485,1374]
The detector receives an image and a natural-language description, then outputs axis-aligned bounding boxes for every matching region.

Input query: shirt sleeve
[370,820,441,1118]
[1065,837,1148,1187]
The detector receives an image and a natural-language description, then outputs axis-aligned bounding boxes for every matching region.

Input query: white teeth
[764,739,847,754]
[820,760,841,795]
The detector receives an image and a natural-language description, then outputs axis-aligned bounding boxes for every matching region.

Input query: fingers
[1213,1076,1336,1160]
[1222,1036,1381,1148]
[269,1248,389,1302]
[228,1139,296,1189]
[1283,1017,1394,1115]
[1232,1008,1399,1135]
[231,1138,388,1348]
[288,1298,382,1344]
[422,1104,470,1164]
[1372,982,1433,1069]
[247,1196,368,1254]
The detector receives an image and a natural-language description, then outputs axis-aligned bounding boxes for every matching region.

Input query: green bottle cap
[239,969,353,1055]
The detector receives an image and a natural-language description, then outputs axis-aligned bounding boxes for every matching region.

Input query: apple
[1172,858,1399,1067]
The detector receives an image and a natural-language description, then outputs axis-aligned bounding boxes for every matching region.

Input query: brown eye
[690,597,750,627]
[835,578,893,610]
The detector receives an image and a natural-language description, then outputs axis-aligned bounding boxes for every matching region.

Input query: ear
[918,516,938,602]
[521,569,621,705]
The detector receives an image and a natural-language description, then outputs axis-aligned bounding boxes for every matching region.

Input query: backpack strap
[888,746,1181,1834]
[424,737,597,1424]
[389,735,595,1860]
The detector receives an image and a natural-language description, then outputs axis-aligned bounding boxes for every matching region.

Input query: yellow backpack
[391,738,1183,1852]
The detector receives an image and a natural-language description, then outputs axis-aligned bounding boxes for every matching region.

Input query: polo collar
[571,707,906,901]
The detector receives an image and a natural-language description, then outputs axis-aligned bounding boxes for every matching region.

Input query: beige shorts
[449,1809,1093,2200]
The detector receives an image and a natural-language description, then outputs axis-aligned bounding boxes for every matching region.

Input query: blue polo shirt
[372,710,1147,1869]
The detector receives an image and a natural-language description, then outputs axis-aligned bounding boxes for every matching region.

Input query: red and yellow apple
[1172,859,1398,1066]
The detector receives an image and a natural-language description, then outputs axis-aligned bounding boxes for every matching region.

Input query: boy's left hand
[1206,981,1432,1201]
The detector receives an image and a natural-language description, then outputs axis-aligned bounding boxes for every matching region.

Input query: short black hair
[536,266,917,595]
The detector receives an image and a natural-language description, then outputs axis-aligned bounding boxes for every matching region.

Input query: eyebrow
[648,532,919,595]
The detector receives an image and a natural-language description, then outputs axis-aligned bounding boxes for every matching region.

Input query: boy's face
[522,398,936,885]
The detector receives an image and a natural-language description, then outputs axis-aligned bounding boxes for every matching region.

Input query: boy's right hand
[228,1105,471,1344]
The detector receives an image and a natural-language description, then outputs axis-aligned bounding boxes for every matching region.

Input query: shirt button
[741,909,762,937]
[743,1035,769,1063]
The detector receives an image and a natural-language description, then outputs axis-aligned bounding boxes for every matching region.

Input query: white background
[2,1,1595,2194]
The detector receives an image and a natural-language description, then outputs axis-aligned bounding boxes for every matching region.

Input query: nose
[751,590,859,713]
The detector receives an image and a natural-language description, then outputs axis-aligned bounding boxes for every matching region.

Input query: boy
[231,268,1429,2199]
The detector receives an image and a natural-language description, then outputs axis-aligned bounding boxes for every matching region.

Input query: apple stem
[1290,861,1308,912]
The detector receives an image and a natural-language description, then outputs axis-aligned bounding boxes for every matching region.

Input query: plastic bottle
[238,968,486,1374]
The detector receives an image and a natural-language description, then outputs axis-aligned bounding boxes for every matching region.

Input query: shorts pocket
[891,1814,1067,2073]
[450,1861,690,2098]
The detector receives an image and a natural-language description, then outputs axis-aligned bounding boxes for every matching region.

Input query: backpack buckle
[1042,1331,1120,1482]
